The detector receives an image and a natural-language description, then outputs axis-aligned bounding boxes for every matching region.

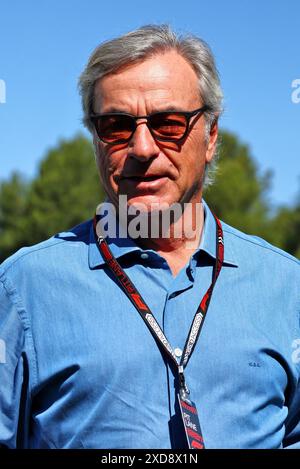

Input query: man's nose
[127,121,160,162]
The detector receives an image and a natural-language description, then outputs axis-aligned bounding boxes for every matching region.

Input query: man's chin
[125,195,174,214]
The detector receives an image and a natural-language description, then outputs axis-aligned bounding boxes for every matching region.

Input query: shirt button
[174,347,183,358]
[140,253,149,260]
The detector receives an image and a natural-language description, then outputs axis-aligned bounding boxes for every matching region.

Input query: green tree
[204,131,273,241]
[0,172,29,261]
[0,135,104,262]
[23,134,104,246]
[270,196,300,258]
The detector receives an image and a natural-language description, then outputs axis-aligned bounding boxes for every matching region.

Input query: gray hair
[78,24,223,186]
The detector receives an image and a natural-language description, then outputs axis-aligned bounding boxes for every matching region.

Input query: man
[0,25,299,449]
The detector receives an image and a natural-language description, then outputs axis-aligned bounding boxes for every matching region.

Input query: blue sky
[0,0,299,208]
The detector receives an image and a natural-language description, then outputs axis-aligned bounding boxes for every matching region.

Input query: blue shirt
[0,201,300,449]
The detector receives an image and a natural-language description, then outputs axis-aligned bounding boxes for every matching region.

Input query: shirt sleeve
[283,296,300,449]
[0,273,31,448]
[283,381,300,448]
[283,349,300,448]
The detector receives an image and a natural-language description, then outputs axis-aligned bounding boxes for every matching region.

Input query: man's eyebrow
[102,107,129,113]
[154,107,185,113]
[150,105,190,113]
[97,106,188,115]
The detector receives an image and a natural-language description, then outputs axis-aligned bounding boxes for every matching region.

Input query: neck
[136,200,204,251]
[122,199,205,276]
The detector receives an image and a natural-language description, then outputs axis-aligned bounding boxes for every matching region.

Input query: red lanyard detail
[93,211,224,450]
[93,211,224,371]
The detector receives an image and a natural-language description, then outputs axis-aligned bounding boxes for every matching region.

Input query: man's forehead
[93,51,200,110]
[101,51,197,81]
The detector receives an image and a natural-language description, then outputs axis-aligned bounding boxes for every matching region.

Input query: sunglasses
[90,105,209,144]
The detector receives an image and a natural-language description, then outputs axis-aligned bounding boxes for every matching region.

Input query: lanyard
[93,210,224,448]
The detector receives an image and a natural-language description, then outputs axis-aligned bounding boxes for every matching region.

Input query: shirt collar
[89,200,141,269]
[199,200,238,266]
[88,199,238,269]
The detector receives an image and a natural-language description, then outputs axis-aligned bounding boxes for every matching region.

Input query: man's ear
[92,131,100,162]
[205,119,218,164]
[92,131,98,147]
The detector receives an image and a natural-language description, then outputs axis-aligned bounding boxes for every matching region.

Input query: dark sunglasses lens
[149,113,187,140]
[96,115,135,142]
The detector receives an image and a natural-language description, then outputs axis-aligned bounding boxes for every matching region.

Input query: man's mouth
[123,175,164,181]
[119,174,169,191]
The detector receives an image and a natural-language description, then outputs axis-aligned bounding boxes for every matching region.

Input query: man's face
[93,50,218,211]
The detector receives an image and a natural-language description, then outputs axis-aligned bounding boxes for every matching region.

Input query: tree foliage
[204,132,273,240]
[0,135,103,261]
[0,172,29,260]
[23,135,103,245]
[0,131,299,262]
[270,201,300,259]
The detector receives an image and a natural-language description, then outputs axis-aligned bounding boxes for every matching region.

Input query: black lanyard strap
[93,210,224,382]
